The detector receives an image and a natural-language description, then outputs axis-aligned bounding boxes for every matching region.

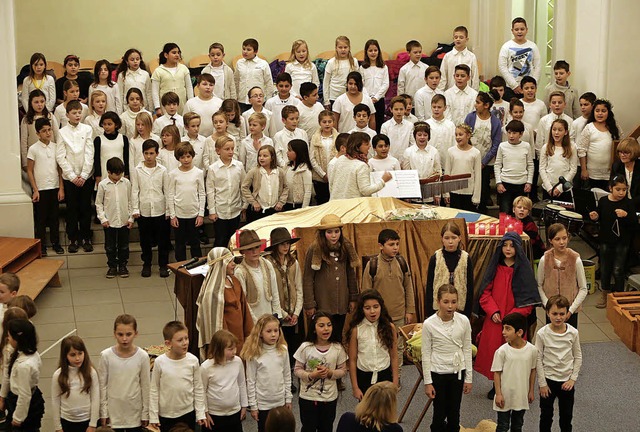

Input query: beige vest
[432,249,468,311]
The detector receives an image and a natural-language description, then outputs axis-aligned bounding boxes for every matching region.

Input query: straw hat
[265,227,300,252]
[317,214,344,230]
[233,230,263,251]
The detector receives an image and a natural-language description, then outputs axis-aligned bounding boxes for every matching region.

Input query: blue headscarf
[474,232,541,314]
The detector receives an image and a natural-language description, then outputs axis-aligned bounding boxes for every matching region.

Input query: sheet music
[187,263,209,276]
[371,170,421,198]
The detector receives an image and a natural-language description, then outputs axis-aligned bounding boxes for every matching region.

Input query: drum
[543,204,564,227]
[557,210,584,235]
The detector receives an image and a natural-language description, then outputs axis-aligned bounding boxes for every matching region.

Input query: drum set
[542,203,584,235]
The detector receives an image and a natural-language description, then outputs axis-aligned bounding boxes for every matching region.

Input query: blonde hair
[248,112,267,128]
[215,135,234,150]
[133,112,153,139]
[288,39,311,69]
[240,314,287,361]
[355,381,399,430]
[513,195,532,211]
[334,36,356,71]
[88,90,107,115]
[208,330,238,364]
[617,137,640,160]
[183,111,201,126]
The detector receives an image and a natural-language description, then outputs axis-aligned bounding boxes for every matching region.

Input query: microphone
[185,257,208,270]
[177,257,198,269]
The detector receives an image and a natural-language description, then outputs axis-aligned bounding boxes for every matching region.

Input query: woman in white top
[285,40,320,96]
[332,71,376,133]
[539,119,578,201]
[21,53,56,112]
[116,48,153,111]
[359,40,389,133]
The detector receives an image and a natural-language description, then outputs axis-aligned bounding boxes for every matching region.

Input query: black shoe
[141,266,152,278]
[291,384,297,394]
[68,242,79,253]
[41,247,48,257]
[487,386,495,400]
[118,265,129,278]
[82,240,93,252]
[106,267,117,278]
[159,266,170,278]
[52,244,64,254]
[199,235,208,244]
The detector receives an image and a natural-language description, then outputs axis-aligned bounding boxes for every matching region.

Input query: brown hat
[317,214,344,230]
[265,227,300,251]
[234,230,264,251]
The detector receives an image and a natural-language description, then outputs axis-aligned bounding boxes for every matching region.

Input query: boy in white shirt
[439,26,480,91]
[444,64,478,126]
[348,104,376,140]
[495,120,534,214]
[131,139,171,278]
[368,134,400,172]
[327,133,349,185]
[27,118,64,256]
[153,92,184,136]
[201,42,236,100]
[234,38,274,111]
[182,112,206,170]
[183,74,223,137]
[98,314,151,430]
[520,76,548,132]
[397,40,427,98]
[239,112,273,172]
[426,94,456,165]
[415,66,445,121]
[206,136,246,248]
[242,86,273,138]
[498,17,541,95]
[297,82,324,138]
[544,60,581,119]
[167,142,205,262]
[273,106,309,168]
[381,96,416,160]
[150,321,206,431]
[55,100,95,253]
[489,76,510,126]
[401,94,419,123]
[401,122,441,203]
[571,92,596,143]
[265,72,300,137]
[96,157,133,278]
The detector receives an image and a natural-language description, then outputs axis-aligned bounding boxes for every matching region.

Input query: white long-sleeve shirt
[285,61,320,96]
[200,356,248,416]
[21,75,56,111]
[98,347,150,428]
[444,85,478,126]
[96,177,133,227]
[380,118,416,160]
[329,156,385,199]
[332,90,376,133]
[149,353,206,423]
[535,112,574,155]
[272,127,309,168]
[265,95,301,137]
[535,324,582,387]
[359,65,390,101]
[415,86,444,121]
[56,122,94,181]
[427,117,456,164]
[131,162,169,217]
[234,57,274,104]
[421,313,473,384]
[1,352,40,424]
[51,367,100,429]
[235,259,282,322]
[439,48,480,91]
[129,133,160,174]
[539,144,578,193]
[89,83,123,114]
[577,123,615,180]
[521,99,548,133]
[167,166,206,219]
[153,113,184,137]
[323,58,359,102]
[401,145,441,178]
[397,60,428,97]
[494,141,534,185]
[117,68,153,111]
[206,159,245,219]
[245,344,292,411]
[297,102,325,139]
[498,39,541,90]
[182,96,223,137]
[446,145,482,204]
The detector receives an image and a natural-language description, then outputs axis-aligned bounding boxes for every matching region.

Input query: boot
[596,289,610,309]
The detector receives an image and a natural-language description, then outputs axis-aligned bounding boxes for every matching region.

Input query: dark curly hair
[345,290,395,352]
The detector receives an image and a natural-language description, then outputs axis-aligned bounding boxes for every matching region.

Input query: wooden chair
[315,50,335,60]
[47,61,65,80]
[354,50,391,62]
[189,54,210,68]
[79,59,96,72]
[112,57,122,65]
[273,52,291,62]
[148,58,159,74]
[231,54,268,69]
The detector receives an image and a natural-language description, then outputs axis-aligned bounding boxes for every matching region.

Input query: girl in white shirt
[360,39,389,133]
[284,139,313,209]
[84,90,107,139]
[1,319,44,430]
[93,111,130,185]
[21,52,56,112]
[446,124,482,211]
[120,88,151,139]
[285,40,320,96]
[200,330,248,432]
[540,119,577,201]
[54,80,89,127]
[241,145,288,223]
[221,99,247,142]
[151,43,193,116]
[323,36,359,107]
[20,89,60,170]
[52,336,100,432]
[159,124,182,173]
[345,289,398,401]
[130,112,160,173]
[89,60,122,114]
[240,314,292,432]
[422,285,473,432]
[116,48,153,112]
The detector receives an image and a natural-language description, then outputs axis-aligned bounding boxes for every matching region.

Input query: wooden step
[0,237,41,273]
[15,258,64,300]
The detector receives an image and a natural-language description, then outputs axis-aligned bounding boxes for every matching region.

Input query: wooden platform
[0,237,63,300]
[606,292,640,355]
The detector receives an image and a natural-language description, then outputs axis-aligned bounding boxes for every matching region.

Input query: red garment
[473,264,533,380]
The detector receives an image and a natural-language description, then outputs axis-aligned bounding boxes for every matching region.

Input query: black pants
[282,321,302,367]
[496,409,525,432]
[329,314,346,344]
[174,217,202,262]
[257,409,271,432]
[246,206,276,223]
[34,189,60,247]
[159,410,195,432]
[356,366,392,396]
[63,178,94,243]
[214,215,241,248]
[430,371,465,432]
[373,98,386,133]
[531,158,540,202]
[299,398,338,432]
[313,181,330,205]
[6,388,45,432]
[479,165,493,214]
[449,193,475,212]
[138,215,170,267]
[203,410,242,432]
[283,202,303,211]
[588,178,609,191]
[542,189,573,203]
[497,182,527,214]
[539,378,575,432]
[600,242,630,292]
[104,226,130,268]
[60,419,90,432]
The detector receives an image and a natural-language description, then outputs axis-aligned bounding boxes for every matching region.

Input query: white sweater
[539,144,578,193]
[200,356,248,416]
[446,145,482,204]
[245,344,292,411]
[577,123,615,180]
[498,39,541,89]
[329,156,385,199]
[535,324,582,387]
[494,141,534,185]
[51,367,100,429]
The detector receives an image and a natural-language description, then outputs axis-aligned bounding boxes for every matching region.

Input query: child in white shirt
[120,88,152,139]
[158,125,182,173]
[444,64,478,126]
[446,124,482,211]
[150,321,206,431]
[182,112,207,170]
[285,39,320,95]
[348,103,376,140]
[323,36,359,106]
[571,92,596,143]
[368,134,400,172]
[439,26,480,91]
[84,90,106,139]
[310,111,339,204]
[398,40,428,98]
[519,77,548,132]
[54,80,89,127]
[359,39,389,131]
[151,43,193,116]
[381,96,415,160]
[242,86,273,138]
[89,60,122,114]
[265,73,301,137]
[222,99,247,142]
[234,38,274,109]
[426,94,456,165]
[116,48,153,111]
[239,112,274,172]
[297,82,325,139]
[273,106,309,168]
[415,66,445,121]
[401,122,441,202]
[203,111,237,168]
[333,72,376,133]
[498,17,541,95]
[502,99,533,148]
[183,74,223,137]
[402,94,419,123]
[153,92,185,136]
[21,53,56,112]
[495,120,534,214]
[489,76,510,126]
[201,42,237,100]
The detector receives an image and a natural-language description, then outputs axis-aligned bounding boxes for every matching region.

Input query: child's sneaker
[159,266,170,278]
[41,247,48,257]
[68,242,79,253]
[118,265,129,278]
[141,266,152,278]
[52,244,65,254]
[106,268,117,278]
[82,240,94,252]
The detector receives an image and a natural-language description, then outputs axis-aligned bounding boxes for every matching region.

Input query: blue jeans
[496,409,525,432]
[600,242,629,292]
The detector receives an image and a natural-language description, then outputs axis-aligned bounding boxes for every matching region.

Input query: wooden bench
[606,292,640,354]
[17,259,64,300]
